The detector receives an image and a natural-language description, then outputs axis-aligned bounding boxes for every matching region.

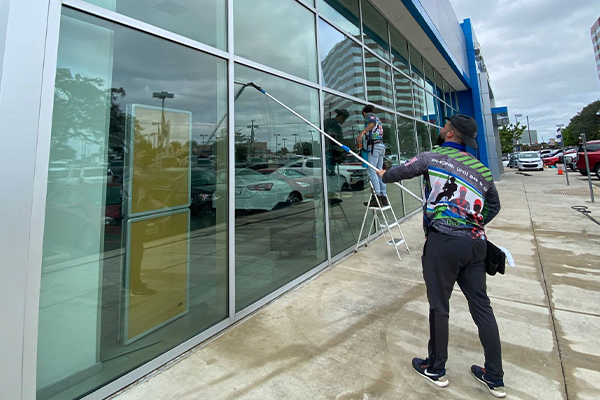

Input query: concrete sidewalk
[112,169,600,400]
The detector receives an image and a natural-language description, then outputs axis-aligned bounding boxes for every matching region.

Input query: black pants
[422,232,503,380]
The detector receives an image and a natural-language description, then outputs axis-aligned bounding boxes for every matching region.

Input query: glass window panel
[436,96,446,124]
[425,91,437,126]
[423,61,435,93]
[413,84,427,122]
[318,19,365,98]
[394,70,413,116]
[317,0,360,37]
[302,0,316,6]
[452,90,459,111]
[234,0,318,82]
[430,124,440,149]
[397,116,421,213]
[234,65,326,311]
[324,93,402,256]
[416,121,431,153]
[86,0,226,51]
[380,114,404,218]
[409,45,424,86]
[361,0,389,60]
[365,50,393,109]
[38,8,228,399]
[390,27,410,76]
[443,79,452,105]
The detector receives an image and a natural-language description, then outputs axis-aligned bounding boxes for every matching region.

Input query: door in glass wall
[37,9,228,399]
[317,0,360,38]
[318,18,365,99]
[85,0,226,50]
[365,50,393,110]
[234,65,326,311]
[234,0,318,82]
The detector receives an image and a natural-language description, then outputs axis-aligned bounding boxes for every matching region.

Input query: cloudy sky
[450,0,600,142]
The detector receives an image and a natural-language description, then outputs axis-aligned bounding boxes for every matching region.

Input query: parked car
[214,168,304,211]
[286,157,362,191]
[575,140,600,178]
[542,152,561,167]
[517,151,543,171]
[257,167,322,200]
[563,150,578,171]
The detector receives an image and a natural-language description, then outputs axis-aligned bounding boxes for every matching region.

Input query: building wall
[0,1,490,399]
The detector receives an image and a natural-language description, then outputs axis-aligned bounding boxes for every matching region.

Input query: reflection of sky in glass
[235,0,318,82]
[235,65,320,153]
[87,0,227,50]
[317,0,360,37]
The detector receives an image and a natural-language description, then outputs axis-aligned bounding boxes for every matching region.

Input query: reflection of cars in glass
[214,168,303,211]
[190,167,219,217]
[285,157,353,191]
[517,152,543,171]
[109,159,124,183]
[257,167,322,200]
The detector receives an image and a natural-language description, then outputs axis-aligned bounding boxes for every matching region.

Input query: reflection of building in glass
[321,36,364,97]
[591,17,600,84]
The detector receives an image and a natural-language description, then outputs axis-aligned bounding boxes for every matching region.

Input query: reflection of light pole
[247,119,259,158]
[199,134,208,144]
[292,133,299,151]
[308,129,315,144]
[153,91,174,154]
[274,133,281,155]
[282,137,287,152]
[151,121,161,148]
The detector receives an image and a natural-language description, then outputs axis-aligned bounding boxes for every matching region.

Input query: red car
[542,154,560,167]
[575,140,600,178]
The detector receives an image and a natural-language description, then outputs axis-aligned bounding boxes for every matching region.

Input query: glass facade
[36,1,461,398]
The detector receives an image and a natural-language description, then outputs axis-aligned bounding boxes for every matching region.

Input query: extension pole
[239,81,424,203]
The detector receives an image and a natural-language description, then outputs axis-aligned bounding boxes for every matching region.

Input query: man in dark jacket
[377,115,505,398]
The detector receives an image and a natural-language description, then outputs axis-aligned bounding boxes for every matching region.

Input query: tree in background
[499,122,526,154]
[562,100,600,145]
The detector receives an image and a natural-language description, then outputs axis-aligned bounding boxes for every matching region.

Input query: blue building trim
[491,106,508,114]
[459,18,489,167]
[400,0,471,89]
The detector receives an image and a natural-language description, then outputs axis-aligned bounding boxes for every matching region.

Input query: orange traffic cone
[557,164,564,175]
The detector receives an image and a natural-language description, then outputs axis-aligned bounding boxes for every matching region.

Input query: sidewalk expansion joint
[522,175,571,400]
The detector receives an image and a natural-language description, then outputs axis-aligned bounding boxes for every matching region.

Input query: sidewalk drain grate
[544,188,600,197]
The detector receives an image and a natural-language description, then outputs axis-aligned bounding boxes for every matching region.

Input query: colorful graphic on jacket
[426,167,485,236]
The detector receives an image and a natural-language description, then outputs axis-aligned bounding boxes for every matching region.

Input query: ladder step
[380,221,399,229]
[386,238,405,246]
[368,205,392,211]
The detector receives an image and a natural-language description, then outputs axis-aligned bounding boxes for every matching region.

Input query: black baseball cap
[445,114,478,149]
[335,108,350,119]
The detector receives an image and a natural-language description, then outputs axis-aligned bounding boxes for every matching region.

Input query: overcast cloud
[450,0,600,142]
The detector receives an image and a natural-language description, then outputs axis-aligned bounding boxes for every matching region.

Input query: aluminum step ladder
[354,181,410,261]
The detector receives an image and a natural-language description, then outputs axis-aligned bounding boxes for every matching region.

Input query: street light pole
[282,137,287,152]
[526,116,532,146]
[292,133,299,153]
[514,113,523,153]
[274,133,281,155]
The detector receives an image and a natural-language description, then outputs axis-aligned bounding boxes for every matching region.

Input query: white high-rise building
[592,17,600,84]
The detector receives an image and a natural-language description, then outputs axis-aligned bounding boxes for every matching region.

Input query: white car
[517,152,543,171]
[286,157,358,191]
[214,168,303,211]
